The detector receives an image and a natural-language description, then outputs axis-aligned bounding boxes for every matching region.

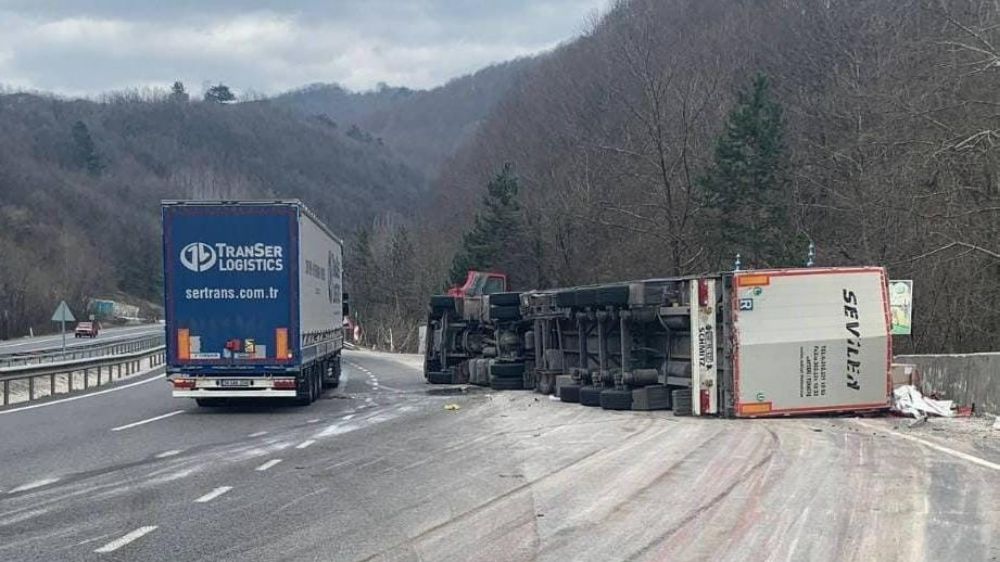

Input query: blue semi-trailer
[162,200,345,406]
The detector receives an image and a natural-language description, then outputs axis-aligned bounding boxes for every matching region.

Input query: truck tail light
[172,378,196,389]
[700,389,710,415]
[698,279,709,307]
[225,339,242,352]
[272,378,296,390]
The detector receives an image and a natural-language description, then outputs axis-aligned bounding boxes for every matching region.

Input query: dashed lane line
[256,459,283,472]
[111,410,184,432]
[194,486,233,503]
[94,526,158,553]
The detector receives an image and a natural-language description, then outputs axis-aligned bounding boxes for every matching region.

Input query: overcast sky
[0,0,608,99]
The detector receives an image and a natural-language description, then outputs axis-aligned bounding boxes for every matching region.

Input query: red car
[74,321,100,338]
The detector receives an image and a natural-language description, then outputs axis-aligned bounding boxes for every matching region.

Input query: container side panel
[297,213,343,338]
[733,269,889,414]
[163,204,298,369]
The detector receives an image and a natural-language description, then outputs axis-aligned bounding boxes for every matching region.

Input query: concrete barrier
[896,353,1000,416]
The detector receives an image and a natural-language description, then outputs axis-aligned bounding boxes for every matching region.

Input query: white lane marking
[155,450,182,459]
[857,420,1000,472]
[8,477,59,493]
[111,410,184,432]
[94,526,158,553]
[194,486,233,503]
[342,414,356,420]
[307,418,320,424]
[0,371,164,416]
[249,431,268,437]
[296,440,316,449]
[256,459,283,472]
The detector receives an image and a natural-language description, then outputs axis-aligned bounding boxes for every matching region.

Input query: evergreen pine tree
[71,121,104,175]
[204,84,236,103]
[449,163,525,286]
[700,74,801,268]
[169,81,190,103]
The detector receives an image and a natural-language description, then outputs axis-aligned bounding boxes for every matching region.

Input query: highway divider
[896,352,1000,416]
[0,333,164,368]
[0,344,166,406]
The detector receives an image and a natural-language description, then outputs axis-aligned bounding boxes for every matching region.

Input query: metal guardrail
[0,345,166,406]
[0,334,164,368]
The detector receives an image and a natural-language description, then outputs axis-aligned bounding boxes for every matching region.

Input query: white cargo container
[691,267,892,417]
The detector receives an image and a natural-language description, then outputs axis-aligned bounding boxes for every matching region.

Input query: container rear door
[163,204,298,370]
[732,268,891,416]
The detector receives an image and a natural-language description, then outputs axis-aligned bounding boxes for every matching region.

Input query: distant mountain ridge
[271,58,535,178]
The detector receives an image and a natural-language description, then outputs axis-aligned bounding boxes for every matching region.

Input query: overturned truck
[424,267,892,417]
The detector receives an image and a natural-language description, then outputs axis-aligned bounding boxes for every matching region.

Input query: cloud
[0,1,609,98]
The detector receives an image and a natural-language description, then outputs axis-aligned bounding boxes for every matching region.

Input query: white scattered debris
[891,385,953,419]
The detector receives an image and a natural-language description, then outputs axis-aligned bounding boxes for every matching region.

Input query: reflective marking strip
[194,486,232,503]
[296,440,316,449]
[249,431,268,437]
[155,450,182,459]
[177,329,190,360]
[276,328,289,360]
[94,526,157,553]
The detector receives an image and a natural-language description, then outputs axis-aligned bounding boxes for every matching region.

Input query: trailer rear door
[731,267,891,417]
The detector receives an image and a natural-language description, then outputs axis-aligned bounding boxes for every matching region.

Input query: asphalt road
[0,324,164,355]
[1,349,998,562]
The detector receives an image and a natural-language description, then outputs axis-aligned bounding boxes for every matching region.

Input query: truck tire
[430,295,457,311]
[599,388,633,410]
[579,385,602,407]
[489,305,521,321]
[490,376,523,390]
[296,374,315,405]
[672,389,693,416]
[489,362,525,379]
[426,371,453,384]
[596,285,630,306]
[323,357,341,388]
[559,384,581,403]
[490,292,521,306]
[195,398,226,407]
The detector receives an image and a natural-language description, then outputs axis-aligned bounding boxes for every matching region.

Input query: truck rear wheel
[489,376,524,390]
[599,389,633,410]
[296,373,316,405]
[579,386,602,407]
[426,371,453,384]
[323,357,341,389]
[671,389,693,416]
[559,384,581,403]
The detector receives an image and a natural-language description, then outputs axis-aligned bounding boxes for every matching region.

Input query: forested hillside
[273,59,533,178]
[430,0,1000,353]
[0,90,425,339]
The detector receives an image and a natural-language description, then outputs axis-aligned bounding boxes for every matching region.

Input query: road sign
[889,280,913,335]
[51,301,75,323]
[51,300,75,354]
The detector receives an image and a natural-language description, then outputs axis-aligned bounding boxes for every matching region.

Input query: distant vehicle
[74,321,100,338]
[162,200,346,407]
